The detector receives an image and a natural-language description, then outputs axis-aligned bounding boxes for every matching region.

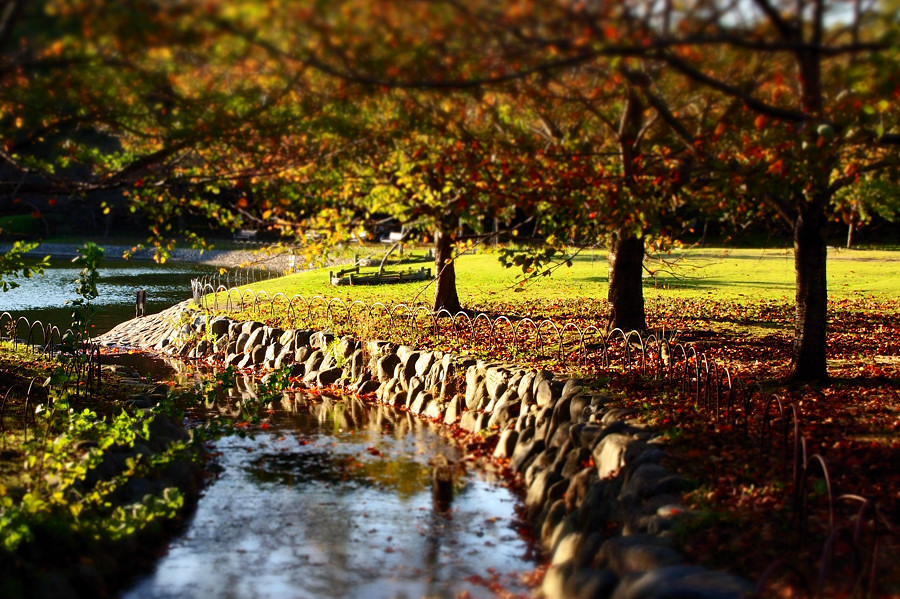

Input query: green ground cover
[222,245,900,308]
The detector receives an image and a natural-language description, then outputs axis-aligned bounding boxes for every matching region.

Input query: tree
[1,1,338,258]
[487,54,705,332]
[639,0,900,380]
[335,89,541,313]
[833,174,900,248]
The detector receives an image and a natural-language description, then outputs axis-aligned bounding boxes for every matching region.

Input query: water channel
[125,386,537,599]
[1,258,539,598]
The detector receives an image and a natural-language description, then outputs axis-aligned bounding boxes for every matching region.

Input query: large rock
[248,345,266,365]
[273,345,295,369]
[610,565,754,599]
[241,321,263,336]
[245,326,266,351]
[517,371,536,404]
[526,469,564,519]
[337,336,358,359]
[279,328,297,347]
[295,346,312,364]
[209,317,231,338]
[443,394,461,425]
[511,439,545,474]
[264,342,282,363]
[265,326,284,345]
[423,399,444,420]
[234,332,251,354]
[593,433,633,479]
[535,378,556,408]
[309,331,334,350]
[485,366,510,401]
[317,367,344,386]
[493,428,519,459]
[346,349,365,381]
[532,369,554,397]
[357,379,380,395]
[376,354,401,383]
[561,378,585,401]
[305,349,324,373]
[620,464,686,502]
[597,535,684,577]
[486,398,520,430]
[414,351,436,378]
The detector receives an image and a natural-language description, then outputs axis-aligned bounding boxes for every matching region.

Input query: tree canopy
[2,0,899,380]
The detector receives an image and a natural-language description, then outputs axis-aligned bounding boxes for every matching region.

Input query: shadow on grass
[649,282,795,294]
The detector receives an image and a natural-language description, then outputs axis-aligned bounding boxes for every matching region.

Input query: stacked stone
[101,309,753,599]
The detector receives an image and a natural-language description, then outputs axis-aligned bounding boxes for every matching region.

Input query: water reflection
[123,388,536,599]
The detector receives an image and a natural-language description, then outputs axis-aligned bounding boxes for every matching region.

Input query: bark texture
[433,229,461,314]
[791,199,829,381]
[607,232,646,332]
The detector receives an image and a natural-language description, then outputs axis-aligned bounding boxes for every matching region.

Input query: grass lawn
[230,244,900,306]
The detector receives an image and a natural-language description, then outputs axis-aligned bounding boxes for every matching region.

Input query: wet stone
[357,379,380,396]
[377,354,401,382]
[610,565,754,599]
[511,438,545,474]
[493,428,519,460]
[593,433,633,479]
[597,535,684,577]
[443,394,461,425]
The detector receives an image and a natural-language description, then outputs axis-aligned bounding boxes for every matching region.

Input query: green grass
[647,246,900,300]
[217,245,900,310]
[0,215,43,238]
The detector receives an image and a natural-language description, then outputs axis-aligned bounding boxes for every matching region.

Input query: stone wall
[107,308,753,599]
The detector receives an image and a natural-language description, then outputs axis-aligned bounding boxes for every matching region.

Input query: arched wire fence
[191,267,286,296]
[0,312,102,409]
[191,280,889,595]
[0,377,45,445]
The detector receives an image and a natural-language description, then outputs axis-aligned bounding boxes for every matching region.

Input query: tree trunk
[433,228,461,314]
[791,199,829,381]
[791,12,828,382]
[608,85,648,333]
[607,232,646,332]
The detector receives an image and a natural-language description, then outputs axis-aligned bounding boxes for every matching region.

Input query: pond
[0,258,214,335]
[122,383,538,599]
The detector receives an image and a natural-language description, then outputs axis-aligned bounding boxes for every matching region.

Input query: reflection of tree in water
[245,447,432,497]
[173,376,527,597]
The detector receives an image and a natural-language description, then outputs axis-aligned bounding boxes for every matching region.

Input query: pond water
[0,259,214,335]
[122,389,537,599]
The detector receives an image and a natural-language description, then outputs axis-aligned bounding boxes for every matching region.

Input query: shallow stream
[122,386,537,599]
